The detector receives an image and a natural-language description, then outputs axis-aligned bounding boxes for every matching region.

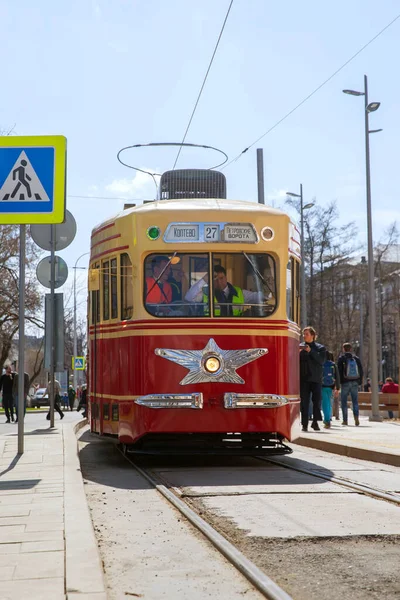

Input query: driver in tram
[145,256,173,305]
[185,265,269,317]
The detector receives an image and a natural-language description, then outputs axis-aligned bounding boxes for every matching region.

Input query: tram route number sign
[163,222,257,243]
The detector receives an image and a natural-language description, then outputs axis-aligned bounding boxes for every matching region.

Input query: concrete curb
[63,419,107,599]
[294,436,400,467]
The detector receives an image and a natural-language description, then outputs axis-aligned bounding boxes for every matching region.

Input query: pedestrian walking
[68,386,76,411]
[0,366,15,423]
[77,384,87,418]
[299,326,326,432]
[337,343,363,426]
[44,379,64,420]
[321,351,340,428]
[381,377,398,419]
[13,371,30,423]
[62,391,69,410]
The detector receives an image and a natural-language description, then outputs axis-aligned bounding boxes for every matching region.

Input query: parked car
[30,387,49,408]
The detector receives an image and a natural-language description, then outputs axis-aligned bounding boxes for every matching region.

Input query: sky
[1,0,399,317]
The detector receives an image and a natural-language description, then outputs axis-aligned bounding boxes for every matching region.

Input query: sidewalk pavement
[294,415,400,466]
[0,413,106,600]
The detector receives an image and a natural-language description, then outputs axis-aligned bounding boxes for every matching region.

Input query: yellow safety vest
[202,286,245,316]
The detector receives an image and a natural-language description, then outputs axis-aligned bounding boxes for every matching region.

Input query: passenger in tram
[168,264,183,302]
[145,256,173,306]
[185,265,267,316]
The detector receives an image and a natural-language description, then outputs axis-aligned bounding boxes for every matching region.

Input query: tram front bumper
[134,393,289,409]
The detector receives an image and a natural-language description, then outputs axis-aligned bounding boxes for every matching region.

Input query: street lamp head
[303,202,315,210]
[286,192,301,198]
[369,129,383,134]
[367,101,380,113]
[343,89,364,97]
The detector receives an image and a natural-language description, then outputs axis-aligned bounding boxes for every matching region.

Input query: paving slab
[201,491,400,537]
[155,467,350,495]
[295,416,400,466]
[0,413,106,599]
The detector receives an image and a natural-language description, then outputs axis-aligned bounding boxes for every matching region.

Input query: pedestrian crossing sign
[0,136,66,224]
[73,356,85,370]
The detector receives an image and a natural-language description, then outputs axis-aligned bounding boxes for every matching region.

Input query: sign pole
[49,225,55,427]
[17,225,26,455]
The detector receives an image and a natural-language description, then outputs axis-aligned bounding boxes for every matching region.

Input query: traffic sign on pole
[0,136,66,224]
[73,357,86,370]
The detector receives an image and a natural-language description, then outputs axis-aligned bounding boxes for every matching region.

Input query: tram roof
[92,198,288,233]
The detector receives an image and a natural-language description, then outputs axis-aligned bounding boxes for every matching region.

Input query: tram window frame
[121,253,133,320]
[103,260,110,321]
[112,404,119,421]
[91,263,100,324]
[144,252,210,318]
[295,259,300,324]
[103,403,110,420]
[111,258,118,319]
[210,252,277,318]
[286,259,293,322]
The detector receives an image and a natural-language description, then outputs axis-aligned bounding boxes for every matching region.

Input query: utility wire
[172,0,234,170]
[222,11,400,170]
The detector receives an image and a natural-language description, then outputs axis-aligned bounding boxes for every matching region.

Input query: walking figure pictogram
[11,159,32,199]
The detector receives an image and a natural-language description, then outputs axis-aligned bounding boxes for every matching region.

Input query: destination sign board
[163,222,258,244]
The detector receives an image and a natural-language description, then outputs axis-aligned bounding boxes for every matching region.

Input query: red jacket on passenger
[145,277,172,304]
[381,382,399,394]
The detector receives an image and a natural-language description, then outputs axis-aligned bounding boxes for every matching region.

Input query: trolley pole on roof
[256,149,265,205]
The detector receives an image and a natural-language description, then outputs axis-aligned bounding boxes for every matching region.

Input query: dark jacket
[0,372,15,396]
[300,341,326,384]
[337,352,363,385]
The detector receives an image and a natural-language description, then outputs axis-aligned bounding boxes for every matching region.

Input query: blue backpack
[322,361,335,387]
[345,356,359,380]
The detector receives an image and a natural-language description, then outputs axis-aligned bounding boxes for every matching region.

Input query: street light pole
[343,75,382,421]
[73,252,90,392]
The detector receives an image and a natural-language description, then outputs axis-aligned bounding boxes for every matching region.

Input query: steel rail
[118,448,293,600]
[258,456,400,506]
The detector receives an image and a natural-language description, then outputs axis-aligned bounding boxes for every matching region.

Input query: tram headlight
[204,356,221,373]
[261,226,274,241]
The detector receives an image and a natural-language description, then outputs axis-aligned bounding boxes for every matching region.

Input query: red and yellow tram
[88,169,301,454]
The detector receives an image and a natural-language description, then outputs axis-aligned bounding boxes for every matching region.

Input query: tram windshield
[144,253,276,317]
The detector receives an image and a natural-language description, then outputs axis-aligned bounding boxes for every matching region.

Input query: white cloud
[105,168,160,200]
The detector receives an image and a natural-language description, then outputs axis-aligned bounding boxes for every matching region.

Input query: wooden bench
[348,392,399,414]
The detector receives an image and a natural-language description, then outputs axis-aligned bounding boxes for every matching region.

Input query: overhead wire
[222,11,400,170]
[172,0,234,170]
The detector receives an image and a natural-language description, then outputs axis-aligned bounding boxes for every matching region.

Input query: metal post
[359,292,363,367]
[17,225,26,455]
[364,74,381,421]
[49,225,55,427]
[299,184,307,329]
[256,148,265,205]
[73,262,77,392]
[378,278,384,383]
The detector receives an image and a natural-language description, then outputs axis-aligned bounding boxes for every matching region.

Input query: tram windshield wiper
[242,252,274,296]
[146,251,178,299]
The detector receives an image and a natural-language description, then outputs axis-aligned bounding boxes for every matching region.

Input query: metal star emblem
[155,338,268,385]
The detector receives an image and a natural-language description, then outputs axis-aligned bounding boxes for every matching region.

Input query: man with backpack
[338,343,363,426]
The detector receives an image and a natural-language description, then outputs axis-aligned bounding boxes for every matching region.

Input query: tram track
[256,456,400,506]
[117,446,293,600]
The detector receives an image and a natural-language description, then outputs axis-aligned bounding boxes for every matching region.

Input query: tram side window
[209,253,277,317]
[121,253,133,320]
[111,258,118,319]
[287,257,300,324]
[91,264,100,324]
[295,259,300,324]
[103,260,110,321]
[144,253,209,318]
[286,260,293,321]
